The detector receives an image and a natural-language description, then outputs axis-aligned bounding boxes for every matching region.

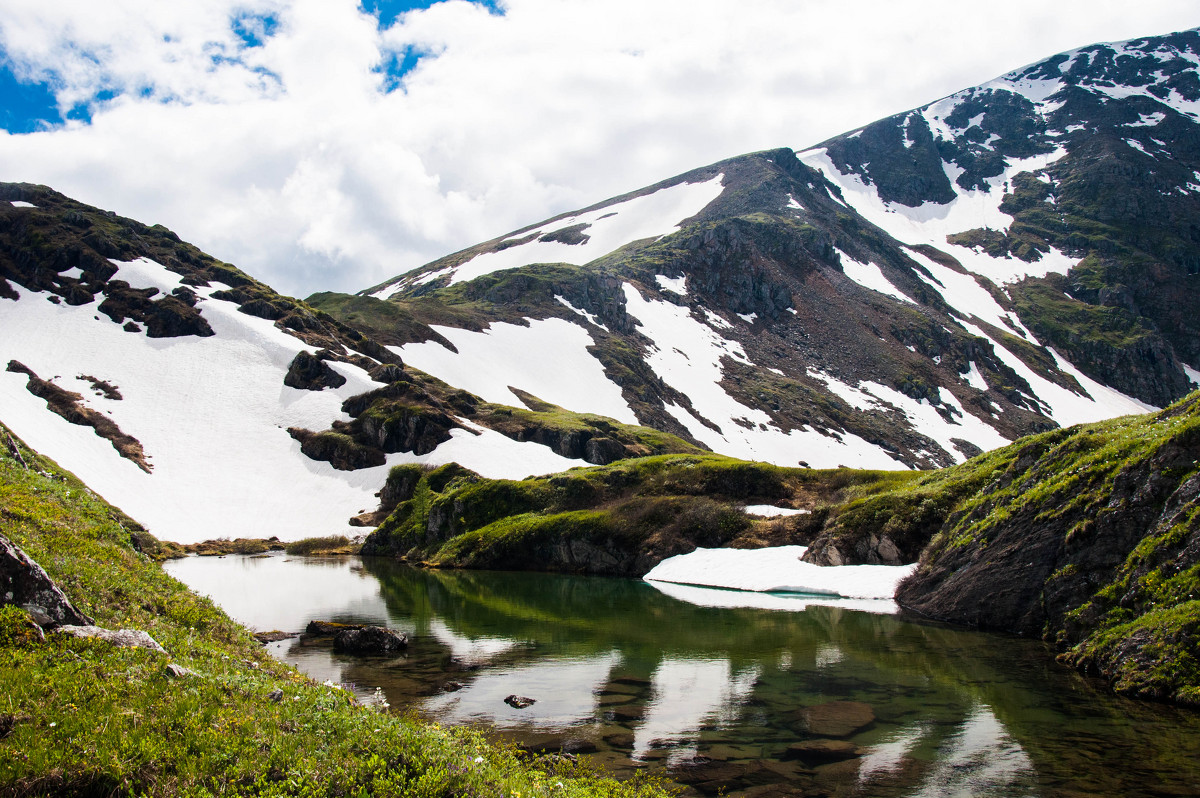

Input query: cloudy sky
[0,1,1196,297]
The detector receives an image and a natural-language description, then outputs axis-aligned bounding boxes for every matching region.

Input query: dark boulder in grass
[0,534,94,628]
[333,625,408,655]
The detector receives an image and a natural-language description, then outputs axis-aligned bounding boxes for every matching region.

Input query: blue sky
[0,1,504,134]
[0,0,1194,297]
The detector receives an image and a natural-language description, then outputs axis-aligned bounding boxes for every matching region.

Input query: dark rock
[253,630,297,644]
[54,625,166,652]
[783,739,863,764]
[368,363,405,383]
[268,688,284,702]
[504,694,536,709]
[1,534,94,628]
[0,712,32,740]
[288,428,386,471]
[284,350,347,391]
[332,625,407,655]
[442,681,464,692]
[165,663,196,679]
[797,701,875,737]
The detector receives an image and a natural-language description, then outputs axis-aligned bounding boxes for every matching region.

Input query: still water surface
[165,553,1200,797]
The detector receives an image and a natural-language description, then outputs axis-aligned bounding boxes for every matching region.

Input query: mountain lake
[165,553,1200,797]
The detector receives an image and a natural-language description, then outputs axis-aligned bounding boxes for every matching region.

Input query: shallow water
[165,553,1200,797]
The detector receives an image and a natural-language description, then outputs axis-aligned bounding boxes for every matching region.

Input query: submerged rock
[784,739,863,764]
[797,701,875,737]
[504,694,536,709]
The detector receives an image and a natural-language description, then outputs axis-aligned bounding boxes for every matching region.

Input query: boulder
[54,625,166,652]
[797,701,875,737]
[1,534,94,628]
[504,694,536,709]
[332,625,407,655]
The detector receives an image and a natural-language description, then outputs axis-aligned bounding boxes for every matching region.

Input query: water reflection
[166,553,1200,797]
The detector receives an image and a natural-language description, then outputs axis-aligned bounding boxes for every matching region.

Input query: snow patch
[963,361,989,392]
[9,201,36,208]
[786,194,804,211]
[1127,112,1166,127]
[643,545,915,601]
[447,175,725,285]
[554,295,608,331]
[387,418,587,479]
[744,505,811,517]
[655,274,688,296]
[394,317,636,424]
[835,248,915,304]
[1184,364,1200,387]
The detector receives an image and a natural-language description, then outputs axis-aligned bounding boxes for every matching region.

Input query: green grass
[0,425,672,798]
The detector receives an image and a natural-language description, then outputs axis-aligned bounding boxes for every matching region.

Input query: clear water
[165,553,1200,797]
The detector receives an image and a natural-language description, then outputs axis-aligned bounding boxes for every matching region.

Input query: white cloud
[0,0,1195,297]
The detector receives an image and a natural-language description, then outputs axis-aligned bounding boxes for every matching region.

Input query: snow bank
[643,545,915,602]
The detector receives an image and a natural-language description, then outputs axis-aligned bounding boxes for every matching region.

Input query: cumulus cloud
[0,0,1195,296]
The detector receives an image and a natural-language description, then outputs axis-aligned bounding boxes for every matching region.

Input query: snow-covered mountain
[323,29,1200,472]
[5,28,1200,543]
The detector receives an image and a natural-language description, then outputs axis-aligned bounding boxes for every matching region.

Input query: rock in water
[504,695,536,709]
[0,534,94,628]
[332,625,407,655]
[783,739,863,764]
[798,701,875,737]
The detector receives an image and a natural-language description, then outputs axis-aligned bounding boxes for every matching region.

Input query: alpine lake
[164,553,1200,798]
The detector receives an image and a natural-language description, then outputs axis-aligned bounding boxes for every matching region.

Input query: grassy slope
[0,425,669,798]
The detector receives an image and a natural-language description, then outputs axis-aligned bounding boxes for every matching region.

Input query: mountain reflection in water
[166,553,1200,797]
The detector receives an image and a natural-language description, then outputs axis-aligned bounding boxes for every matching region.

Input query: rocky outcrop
[1,534,94,628]
[891,394,1200,703]
[283,350,347,391]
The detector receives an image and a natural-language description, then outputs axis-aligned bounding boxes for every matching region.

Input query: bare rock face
[0,534,94,628]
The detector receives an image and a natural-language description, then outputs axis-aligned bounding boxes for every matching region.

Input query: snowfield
[0,258,584,543]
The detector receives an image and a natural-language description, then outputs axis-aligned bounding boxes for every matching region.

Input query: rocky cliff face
[887,394,1200,704]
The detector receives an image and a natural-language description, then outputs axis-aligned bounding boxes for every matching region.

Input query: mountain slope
[0,185,692,543]
[319,28,1200,473]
